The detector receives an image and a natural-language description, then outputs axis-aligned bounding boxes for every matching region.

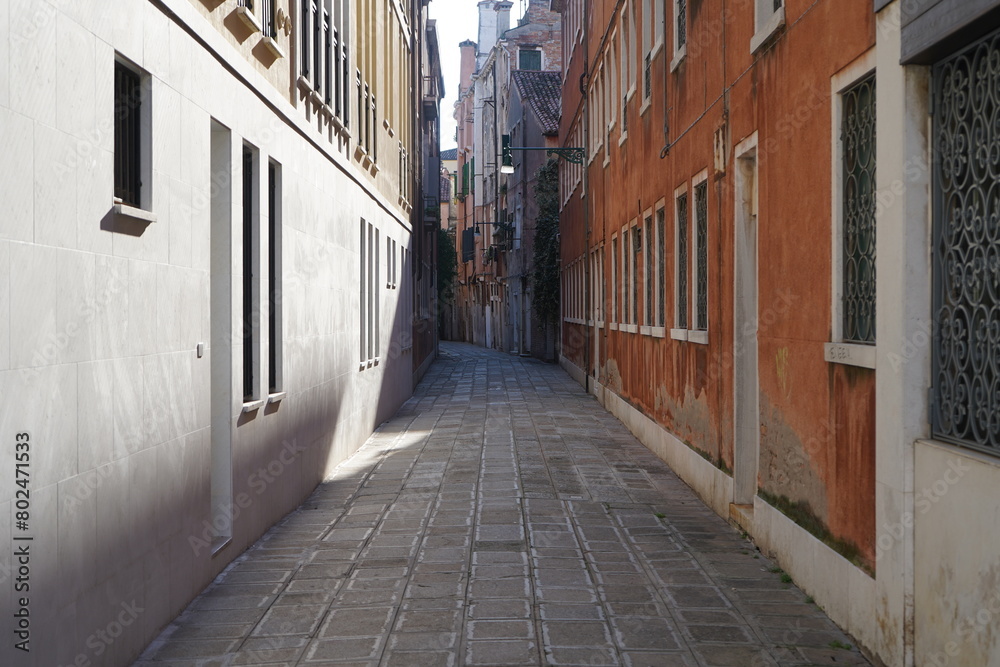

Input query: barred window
[675,193,689,329]
[675,0,686,51]
[932,29,1000,455]
[841,74,876,344]
[114,61,142,207]
[694,181,708,331]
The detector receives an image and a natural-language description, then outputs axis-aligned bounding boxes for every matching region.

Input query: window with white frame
[642,0,652,99]
[674,188,689,331]
[519,48,542,71]
[620,11,629,127]
[655,204,666,328]
[631,220,640,326]
[644,211,654,326]
[693,177,709,332]
[673,0,687,64]
[611,235,619,324]
[300,0,350,126]
[622,227,631,326]
[840,73,876,344]
[752,0,785,53]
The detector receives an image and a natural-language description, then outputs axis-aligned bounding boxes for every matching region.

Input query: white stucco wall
[0,1,415,665]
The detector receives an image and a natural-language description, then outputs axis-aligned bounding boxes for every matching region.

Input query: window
[359,219,380,367]
[114,59,150,210]
[752,0,785,53]
[693,179,709,332]
[656,205,666,327]
[644,212,654,326]
[841,74,876,344]
[519,48,542,71]
[674,189,689,331]
[631,221,640,326]
[242,146,260,401]
[262,0,277,37]
[622,228,631,327]
[300,0,310,77]
[931,31,1000,455]
[611,236,619,324]
[267,161,282,395]
[323,9,332,104]
[673,0,687,64]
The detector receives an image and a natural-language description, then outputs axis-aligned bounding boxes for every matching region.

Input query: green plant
[805,595,815,604]
[532,158,560,325]
[437,228,457,303]
[828,640,852,650]
[780,573,793,584]
[654,512,666,519]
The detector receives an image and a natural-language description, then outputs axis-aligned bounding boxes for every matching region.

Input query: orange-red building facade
[556,0,878,642]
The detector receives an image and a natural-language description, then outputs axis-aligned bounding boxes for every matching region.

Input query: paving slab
[136,343,871,666]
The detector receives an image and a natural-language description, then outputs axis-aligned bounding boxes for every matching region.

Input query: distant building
[452,0,561,355]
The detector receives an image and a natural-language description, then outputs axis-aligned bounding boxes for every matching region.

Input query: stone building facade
[0,0,435,664]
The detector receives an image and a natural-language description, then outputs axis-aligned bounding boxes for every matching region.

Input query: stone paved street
[136,343,871,667]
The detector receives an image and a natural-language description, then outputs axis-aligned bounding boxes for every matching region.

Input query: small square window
[519,49,542,71]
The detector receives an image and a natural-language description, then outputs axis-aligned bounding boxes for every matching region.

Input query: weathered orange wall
[559,0,877,570]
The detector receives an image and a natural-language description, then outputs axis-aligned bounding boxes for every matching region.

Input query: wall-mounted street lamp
[500,134,584,175]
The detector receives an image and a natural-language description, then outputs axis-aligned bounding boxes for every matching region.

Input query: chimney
[477,1,497,66]
[495,1,513,36]
[458,40,477,95]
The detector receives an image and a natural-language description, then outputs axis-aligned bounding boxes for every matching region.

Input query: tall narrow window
[268,161,282,394]
[656,206,666,327]
[262,0,276,37]
[612,236,619,323]
[323,9,332,103]
[632,223,640,325]
[114,61,142,207]
[242,146,258,401]
[301,0,310,77]
[842,74,876,344]
[360,218,367,364]
[694,181,709,331]
[645,214,654,326]
[675,192,689,329]
[675,0,687,52]
[312,0,322,93]
[367,221,374,360]
[375,228,380,358]
[622,229,630,326]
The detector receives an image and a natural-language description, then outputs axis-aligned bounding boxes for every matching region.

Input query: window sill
[670,45,687,73]
[113,202,157,225]
[824,341,876,369]
[242,398,266,413]
[646,326,666,338]
[622,324,638,334]
[651,41,664,61]
[670,328,688,341]
[618,131,628,147]
[296,75,313,96]
[267,391,287,404]
[610,322,619,331]
[235,6,262,33]
[640,97,652,117]
[688,329,708,345]
[261,35,285,59]
[751,7,785,55]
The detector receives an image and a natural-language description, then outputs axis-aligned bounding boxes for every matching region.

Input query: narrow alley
[135,344,870,667]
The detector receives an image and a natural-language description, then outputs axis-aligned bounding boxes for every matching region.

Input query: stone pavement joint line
[136,342,871,667]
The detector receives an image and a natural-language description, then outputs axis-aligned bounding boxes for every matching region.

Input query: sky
[429,0,531,151]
